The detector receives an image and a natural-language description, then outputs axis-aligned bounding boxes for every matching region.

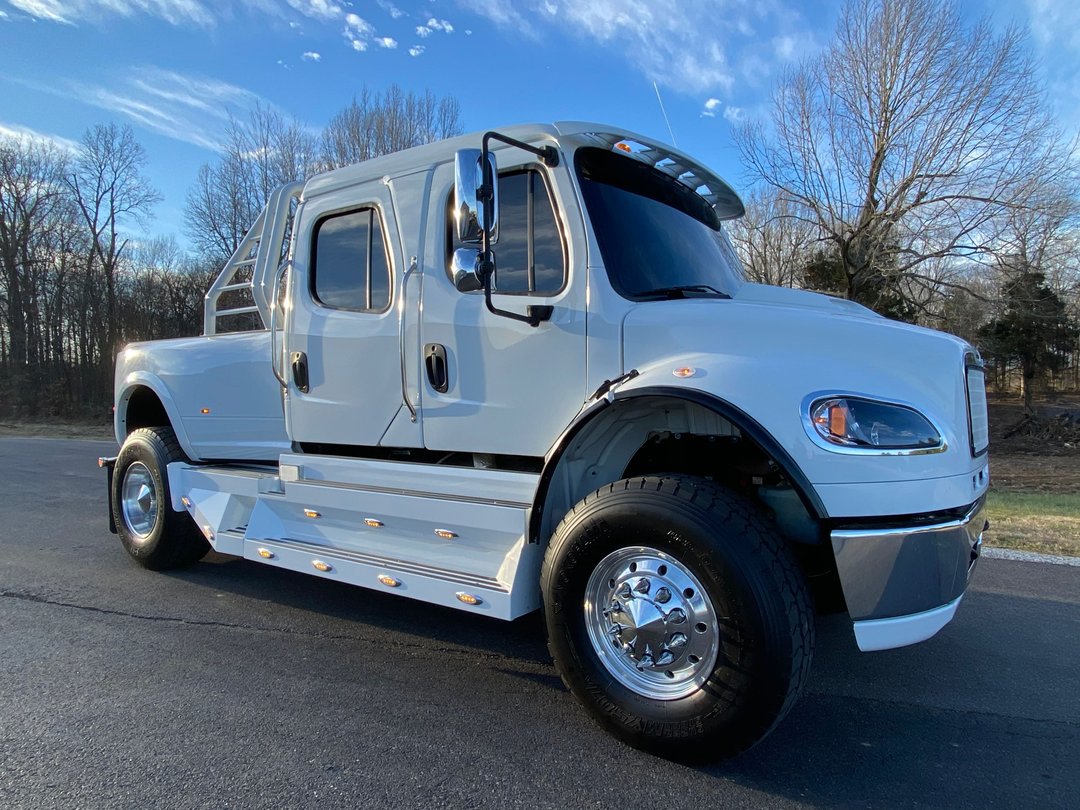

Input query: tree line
[0,86,461,418]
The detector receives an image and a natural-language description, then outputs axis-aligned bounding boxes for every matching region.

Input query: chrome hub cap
[585,546,719,700]
[121,461,158,541]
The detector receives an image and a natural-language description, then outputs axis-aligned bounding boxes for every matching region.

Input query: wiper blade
[636,284,731,299]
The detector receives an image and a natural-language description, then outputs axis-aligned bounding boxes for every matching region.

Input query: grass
[985,491,1080,557]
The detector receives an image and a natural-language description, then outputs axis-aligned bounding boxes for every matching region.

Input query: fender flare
[116,372,198,460]
[529,386,827,543]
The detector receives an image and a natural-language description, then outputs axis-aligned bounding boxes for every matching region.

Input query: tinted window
[312,208,391,311]
[576,148,744,301]
[449,169,565,295]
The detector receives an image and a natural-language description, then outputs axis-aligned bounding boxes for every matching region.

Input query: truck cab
[107,122,988,759]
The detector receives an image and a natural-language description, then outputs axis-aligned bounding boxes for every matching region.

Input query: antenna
[653,81,677,147]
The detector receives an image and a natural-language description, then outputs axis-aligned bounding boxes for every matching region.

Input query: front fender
[607,364,827,520]
[115,371,197,460]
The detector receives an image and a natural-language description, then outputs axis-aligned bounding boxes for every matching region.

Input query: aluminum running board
[167,456,543,620]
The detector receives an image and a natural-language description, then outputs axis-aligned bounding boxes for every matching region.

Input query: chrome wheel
[120,461,158,541]
[584,546,719,700]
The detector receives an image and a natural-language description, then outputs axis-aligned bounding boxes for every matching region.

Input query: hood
[733,282,879,318]
[619,294,976,486]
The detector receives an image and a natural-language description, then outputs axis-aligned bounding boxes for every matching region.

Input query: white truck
[102,122,989,758]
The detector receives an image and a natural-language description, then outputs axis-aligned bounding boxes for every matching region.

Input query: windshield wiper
[635,284,731,300]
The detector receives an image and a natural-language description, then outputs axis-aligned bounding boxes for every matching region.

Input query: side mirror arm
[477,131,559,328]
[472,255,550,327]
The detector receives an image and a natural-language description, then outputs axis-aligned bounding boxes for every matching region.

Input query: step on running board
[245,536,516,618]
[168,458,544,620]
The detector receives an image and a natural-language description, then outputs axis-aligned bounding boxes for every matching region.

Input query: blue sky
[2,0,1077,246]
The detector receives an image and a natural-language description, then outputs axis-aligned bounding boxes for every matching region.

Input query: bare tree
[727,186,817,287]
[66,123,160,399]
[0,136,74,411]
[734,0,1076,319]
[0,138,66,365]
[186,89,461,266]
[991,180,1080,297]
[123,235,211,342]
[320,84,462,170]
[185,104,319,264]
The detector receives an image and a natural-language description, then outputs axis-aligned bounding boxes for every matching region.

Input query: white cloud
[723,105,746,124]
[277,59,291,69]
[417,16,453,37]
[10,67,273,152]
[377,36,397,48]
[5,0,72,23]
[288,20,300,29]
[772,34,796,61]
[701,97,721,117]
[1025,0,1080,134]
[377,0,403,18]
[462,0,531,35]
[285,0,341,21]
[344,13,374,51]
[302,50,321,61]
[1028,0,1080,47]
[408,44,425,57]
[7,0,215,26]
[0,121,81,152]
[466,1,817,96]
[128,68,260,119]
[0,9,9,19]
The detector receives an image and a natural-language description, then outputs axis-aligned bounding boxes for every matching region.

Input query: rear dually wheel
[111,426,209,570]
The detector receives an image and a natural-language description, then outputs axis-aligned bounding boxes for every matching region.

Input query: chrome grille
[966,366,989,455]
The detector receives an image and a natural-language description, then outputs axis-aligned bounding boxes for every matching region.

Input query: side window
[312,207,391,311]
[448,169,565,295]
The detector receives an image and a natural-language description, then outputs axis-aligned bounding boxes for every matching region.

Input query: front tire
[541,475,814,759]
[111,427,209,570]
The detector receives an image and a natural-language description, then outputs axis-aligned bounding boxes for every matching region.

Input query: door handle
[291,351,309,393]
[424,343,449,393]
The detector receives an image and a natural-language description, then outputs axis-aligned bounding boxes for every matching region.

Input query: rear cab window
[312,207,392,312]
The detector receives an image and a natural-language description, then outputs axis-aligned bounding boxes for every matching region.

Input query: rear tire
[111,427,209,570]
[541,475,814,760]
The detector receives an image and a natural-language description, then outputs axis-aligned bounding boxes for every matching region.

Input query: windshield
[575,147,745,300]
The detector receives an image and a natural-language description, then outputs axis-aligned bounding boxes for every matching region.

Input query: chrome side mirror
[454,149,498,245]
[450,248,485,292]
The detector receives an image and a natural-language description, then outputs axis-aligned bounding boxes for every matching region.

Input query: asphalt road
[1,436,1077,809]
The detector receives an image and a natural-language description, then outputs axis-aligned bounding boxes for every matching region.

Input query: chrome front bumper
[831,499,987,651]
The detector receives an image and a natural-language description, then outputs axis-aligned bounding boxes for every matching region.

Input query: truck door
[284,180,410,448]
[420,154,588,458]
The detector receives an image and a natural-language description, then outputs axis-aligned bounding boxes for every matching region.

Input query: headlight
[808,397,943,452]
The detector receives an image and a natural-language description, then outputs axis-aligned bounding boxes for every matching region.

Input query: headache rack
[204,181,304,335]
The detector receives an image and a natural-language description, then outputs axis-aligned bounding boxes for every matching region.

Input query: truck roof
[303,121,744,220]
